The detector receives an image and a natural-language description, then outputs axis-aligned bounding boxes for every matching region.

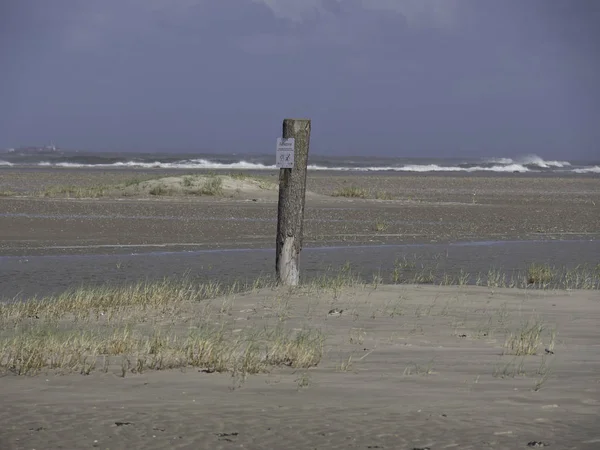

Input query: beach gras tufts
[332,185,368,198]
[0,277,324,377]
[503,318,546,356]
[149,184,171,196]
[373,219,389,232]
[374,191,394,200]
[184,175,225,196]
[41,185,110,198]
[526,263,555,286]
[199,176,224,196]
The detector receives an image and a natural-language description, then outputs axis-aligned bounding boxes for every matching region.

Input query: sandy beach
[1,284,599,449]
[1,168,599,449]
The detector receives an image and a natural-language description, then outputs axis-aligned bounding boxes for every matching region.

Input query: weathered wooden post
[276,118,311,286]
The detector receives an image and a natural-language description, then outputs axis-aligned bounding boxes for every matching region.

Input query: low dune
[14,173,333,203]
[126,174,279,200]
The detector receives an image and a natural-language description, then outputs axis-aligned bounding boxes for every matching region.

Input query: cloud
[42,0,458,55]
[252,0,458,27]
[251,0,329,22]
[363,0,457,28]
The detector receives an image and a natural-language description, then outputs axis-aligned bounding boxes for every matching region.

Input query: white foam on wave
[48,159,277,170]
[399,163,529,173]
[309,163,530,173]
[0,160,13,166]
[36,160,535,173]
[486,154,570,168]
[519,154,571,168]
[486,157,514,165]
[573,166,600,174]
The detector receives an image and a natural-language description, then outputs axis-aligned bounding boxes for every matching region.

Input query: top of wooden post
[283,118,311,130]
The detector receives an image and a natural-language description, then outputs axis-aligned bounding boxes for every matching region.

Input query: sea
[1,151,599,174]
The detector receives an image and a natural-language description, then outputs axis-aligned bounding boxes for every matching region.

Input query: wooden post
[276,118,311,286]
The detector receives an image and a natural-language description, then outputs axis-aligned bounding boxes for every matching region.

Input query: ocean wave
[520,154,571,168]
[400,164,530,173]
[39,161,532,172]
[485,158,514,165]
[0,160,13,166]
[573,166,600,174]
[29,159,600,174]
[485,154,570,168]
[45,160,276,170]
[308,163,530,172]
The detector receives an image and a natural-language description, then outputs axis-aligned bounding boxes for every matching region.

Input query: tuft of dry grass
[264,327,324,368]
[412,269,435,284]
[122,176,156,187]
[373,219,389,232]
[41,185,110,198]
[197,176,224,196]
[307,262,364,294]
[0,190,15,197]
[149,184,171,196]
[503,318,547,356]
[332,186,368,198]
[374,191,394,200]
[526,263,555,286]
[226,172,275,190]
[391,257,417,283]
[403,359,435,376]
[182,175,225,196]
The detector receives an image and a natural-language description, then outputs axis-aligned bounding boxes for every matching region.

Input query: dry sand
[1,285,600,450]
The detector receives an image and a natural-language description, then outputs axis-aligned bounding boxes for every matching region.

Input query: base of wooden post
[276,235,299,286]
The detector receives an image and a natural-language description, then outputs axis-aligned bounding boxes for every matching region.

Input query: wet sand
[2,169,599,254]
[2,239,600,300]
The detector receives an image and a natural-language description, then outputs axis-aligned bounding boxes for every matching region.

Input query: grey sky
[1,0,598,159]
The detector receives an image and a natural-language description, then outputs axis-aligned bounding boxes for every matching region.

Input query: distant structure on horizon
[6,143,59,154]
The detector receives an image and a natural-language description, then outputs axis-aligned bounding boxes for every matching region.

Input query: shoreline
[1,235,597,258]
[2,238,599,301]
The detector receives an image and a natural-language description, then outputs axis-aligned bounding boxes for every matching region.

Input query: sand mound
[119,174,329,202]
[121,174,278,201]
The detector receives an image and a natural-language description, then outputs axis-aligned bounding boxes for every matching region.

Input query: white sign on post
[276,138,295,169]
